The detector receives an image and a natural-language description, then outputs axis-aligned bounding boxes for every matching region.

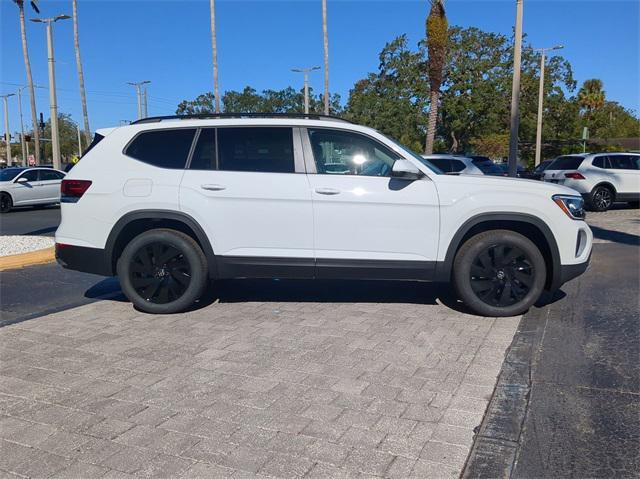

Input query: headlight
[553,194,585,220]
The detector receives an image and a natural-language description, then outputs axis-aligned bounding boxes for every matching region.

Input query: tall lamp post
[507,0,524,178]
[292,66,320,114]
[16,86,28,165]
[533,44,564,166]
[31,14,71,170]
[1,94,15,165]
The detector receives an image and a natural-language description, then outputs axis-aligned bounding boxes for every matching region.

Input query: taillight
[564,172,585,180]
[61,179,92,203]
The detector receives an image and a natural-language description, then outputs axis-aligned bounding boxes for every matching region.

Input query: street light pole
[507,0,524,178]
[16,87,27,165]
[533,45,564,166]
[1,94,15,165]
[127,81,150,120]
[31,15,70,170]
[292,66,320,114]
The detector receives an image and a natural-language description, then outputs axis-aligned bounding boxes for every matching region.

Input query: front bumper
[55,243,113,276]
[556,251,592,289]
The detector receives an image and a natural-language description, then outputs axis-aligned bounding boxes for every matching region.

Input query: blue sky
[1,0,639,133]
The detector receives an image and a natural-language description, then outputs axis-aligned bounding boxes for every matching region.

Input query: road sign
[28,155,35,166]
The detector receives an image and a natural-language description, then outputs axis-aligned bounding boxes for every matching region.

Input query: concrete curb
[0,246,56,271]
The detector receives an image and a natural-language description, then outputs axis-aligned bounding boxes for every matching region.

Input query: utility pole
[127,81,150,120]
[533,45,564,166]
[143,85,149,118]
[292,66,320,114]
[507,0,523,178]
[1,94,15,165]
[321,0,330,115]
[16,87,27,165]
[77,124,82,156]
[31,15,71,170]
[209,0,220,113]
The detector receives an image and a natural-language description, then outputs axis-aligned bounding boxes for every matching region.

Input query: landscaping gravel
[0,235,55,257]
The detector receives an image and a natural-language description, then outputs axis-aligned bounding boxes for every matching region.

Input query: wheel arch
[105,210,217,278]
[436,213,561,291]
[591,182,617,198]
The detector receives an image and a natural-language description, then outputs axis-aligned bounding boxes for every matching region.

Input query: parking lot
[0,207,637,479]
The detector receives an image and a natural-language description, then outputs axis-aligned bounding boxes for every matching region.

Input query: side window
[611,155,636,170]
[125,128,196,169]
[189,128,216,170]
[308,128,399,177]
[217,127,294,173]
[592,156,612,169]
[17,170,40,182]
[40,170,64,181]
[428,158,451,173]
[450,160,466,173]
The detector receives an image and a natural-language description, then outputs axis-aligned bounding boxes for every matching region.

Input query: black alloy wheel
[0,193,12,213]
[129,242,192,304]
[591,186,613,212]
[469,243,534,307]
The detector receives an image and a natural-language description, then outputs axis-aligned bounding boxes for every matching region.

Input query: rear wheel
[0,193,12,213]
[117,229,208,314]
[587,185,614,212]
[453,230,546,317]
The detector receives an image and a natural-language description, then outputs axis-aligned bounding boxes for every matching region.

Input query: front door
[179,126,314,278]
[12,169,46,205]
[304,127,440,279]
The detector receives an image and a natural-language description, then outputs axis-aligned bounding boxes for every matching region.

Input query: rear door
[179,126,314,277]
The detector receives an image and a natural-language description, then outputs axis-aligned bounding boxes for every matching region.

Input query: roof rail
[130,112,353,125]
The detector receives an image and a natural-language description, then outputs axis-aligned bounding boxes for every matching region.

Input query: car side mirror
[391,159,423,181]
[15,177,29,184]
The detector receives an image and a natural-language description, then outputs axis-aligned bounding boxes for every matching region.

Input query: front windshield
[380,134,444,174]
[0,168,24,181]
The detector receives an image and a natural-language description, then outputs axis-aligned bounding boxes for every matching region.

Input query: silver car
[420,154,485,175]
[0,167,66,213]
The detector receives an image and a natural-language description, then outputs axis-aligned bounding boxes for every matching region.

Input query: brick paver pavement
[1,285,519,478]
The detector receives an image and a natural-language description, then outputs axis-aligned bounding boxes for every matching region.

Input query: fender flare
[105,209,217,278]
[435,212,562,290]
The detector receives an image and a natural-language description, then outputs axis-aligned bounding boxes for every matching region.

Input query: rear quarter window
[547,156,585,170]
[125,128,196,169]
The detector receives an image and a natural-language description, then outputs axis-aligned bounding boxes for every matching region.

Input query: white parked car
[0,167,66,213]
[542,153,640,211]
[420,154,485,175]
[56,114,592,317]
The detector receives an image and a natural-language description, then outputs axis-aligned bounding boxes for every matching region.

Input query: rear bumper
[55,243,113,276]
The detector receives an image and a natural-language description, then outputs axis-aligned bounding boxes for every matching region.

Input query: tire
[453,230,546,317]
[117,229,208,314]
[0,193,12,213]
[587,185,614,212]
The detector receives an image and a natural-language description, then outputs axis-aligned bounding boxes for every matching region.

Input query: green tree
[578,79,605,112]
[42,114,83,163]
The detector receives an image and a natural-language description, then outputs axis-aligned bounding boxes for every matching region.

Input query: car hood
[435,173,581,197]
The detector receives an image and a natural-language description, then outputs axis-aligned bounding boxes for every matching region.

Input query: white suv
[542,153,640,211]
[55,114,593,317]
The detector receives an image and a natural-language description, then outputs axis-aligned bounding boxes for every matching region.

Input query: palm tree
[578,79,605,112]
[209,0,220,113]
[424,0,448,154]
[322,0,329,115]
[72,0,91,146]
[13,0,41,164]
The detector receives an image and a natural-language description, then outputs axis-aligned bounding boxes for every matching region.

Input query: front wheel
[0,193,12,213]
[453,230,546,317]
[117,229,208,314]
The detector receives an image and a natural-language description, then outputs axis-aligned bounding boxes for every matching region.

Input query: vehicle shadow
[85,277,476,315]
[589,225,640,246]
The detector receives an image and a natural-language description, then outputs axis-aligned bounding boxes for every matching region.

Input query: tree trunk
[210,0,220,113]
[18,4,40,164]
[425,90,439,154]
[72,0,91,146]
[322,0,330,115]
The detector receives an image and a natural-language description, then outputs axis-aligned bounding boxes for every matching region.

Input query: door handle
[201,184,226,191]
[315,187,340,195]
